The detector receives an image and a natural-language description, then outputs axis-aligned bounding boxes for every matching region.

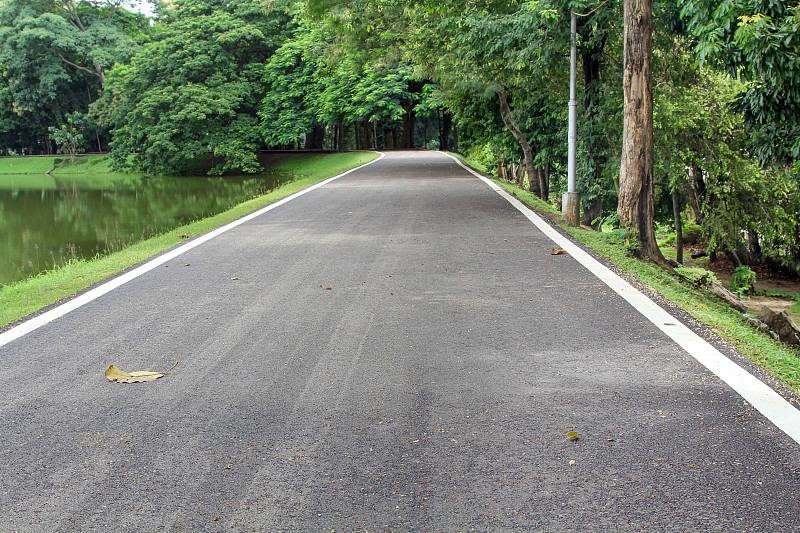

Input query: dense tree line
[1,0,798,271]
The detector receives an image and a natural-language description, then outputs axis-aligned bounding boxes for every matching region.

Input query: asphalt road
[1,151,799,532]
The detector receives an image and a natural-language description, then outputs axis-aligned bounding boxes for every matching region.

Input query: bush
[682,221,703,245]
[730,265,757,295]
[676,266,718,285]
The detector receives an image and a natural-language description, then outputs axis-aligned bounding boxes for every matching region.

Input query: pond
[0,172,290,286]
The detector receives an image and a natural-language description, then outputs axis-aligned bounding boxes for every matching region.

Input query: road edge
[0,153,385,349]
[445,151,800,446]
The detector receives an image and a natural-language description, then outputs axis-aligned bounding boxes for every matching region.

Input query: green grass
[50,155,123,175]
[453,154,800,393]
[0,157,57,174]
[0,154,137,177]
[0,151,379,328]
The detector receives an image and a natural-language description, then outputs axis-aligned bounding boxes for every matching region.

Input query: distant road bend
[1,150,798,532]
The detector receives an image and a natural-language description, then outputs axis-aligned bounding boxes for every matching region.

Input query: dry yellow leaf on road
[105,362,178,383]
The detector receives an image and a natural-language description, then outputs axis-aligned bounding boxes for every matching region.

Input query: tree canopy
[1,0,799,270]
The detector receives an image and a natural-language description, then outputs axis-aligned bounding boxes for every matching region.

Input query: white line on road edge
[0,153,385,349]
[446,152,800,446]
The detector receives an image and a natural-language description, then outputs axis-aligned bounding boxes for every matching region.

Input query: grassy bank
[490,177,800,393]
[0,156,58,175]
[0,151,379,328]
[0,154,132,182]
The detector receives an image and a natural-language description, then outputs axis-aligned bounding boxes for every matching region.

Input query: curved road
[1,151,799,531]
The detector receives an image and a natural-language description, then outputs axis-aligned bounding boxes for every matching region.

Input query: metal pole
[562,10,580,226]
[568,10,577,193]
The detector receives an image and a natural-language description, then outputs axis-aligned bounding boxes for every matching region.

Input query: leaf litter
[105,361,179,383]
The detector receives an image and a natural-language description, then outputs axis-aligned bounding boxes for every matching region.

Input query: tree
[0,0,147,153]
[576,1,621,227]
[262,5,442,152]
[259,18,328,149]
[103,0,293,175]
[618,0,664,262]
[679,0,800,166]
[49,111,87,161]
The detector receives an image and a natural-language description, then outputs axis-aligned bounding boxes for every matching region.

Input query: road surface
[1,151,799,531]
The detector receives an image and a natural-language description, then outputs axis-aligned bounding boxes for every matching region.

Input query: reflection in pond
[0,172,292,286]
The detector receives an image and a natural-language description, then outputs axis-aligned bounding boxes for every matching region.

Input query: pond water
[0,172,290,286]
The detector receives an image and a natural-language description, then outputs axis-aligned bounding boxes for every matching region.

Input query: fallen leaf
[551,248,566,255]
[105,361,178,384]
[566,431,579,441]
[569,460,576,466]
[230,277,239,280]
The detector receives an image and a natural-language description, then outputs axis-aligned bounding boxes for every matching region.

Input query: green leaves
[679,0,800,163]
[0,0,146,154]
[104,0,292,175]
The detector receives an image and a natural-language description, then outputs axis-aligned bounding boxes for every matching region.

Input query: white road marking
[446,151,800,446]
[0,153,385,349]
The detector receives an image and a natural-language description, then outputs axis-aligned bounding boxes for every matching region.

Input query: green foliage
[0,0,146,154]
[730,265,757,296]
[679,0,800,164]
[682,221,703,245]
[653,32,799,270]
[48,111,87,161]
[676,266,719,285]
[259,6,442,150]
[102,0,293,175]
[259,20,327,147]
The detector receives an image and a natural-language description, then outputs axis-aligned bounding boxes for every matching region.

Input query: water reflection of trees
[1,173,290,285]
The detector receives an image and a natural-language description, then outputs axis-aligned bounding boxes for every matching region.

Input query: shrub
[676,266,718,285]
[730,265,757,295]
[682,221,703,245]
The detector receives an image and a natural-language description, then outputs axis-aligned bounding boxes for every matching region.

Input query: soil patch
[682,247,800,321]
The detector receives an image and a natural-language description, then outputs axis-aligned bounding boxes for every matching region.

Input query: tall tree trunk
[687,164,705,224]
[333,122,339,151]
[363,120,370,150]
[618,0,664,263]
[401,108,416,148]
[497,88,542,198]
[673,187,684,264]
[354,122,361,150]
[580,21,608,229]
[539,162,550,201]
[339,123,345,151]
[439,109,453,151]
[305,124,325,150]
